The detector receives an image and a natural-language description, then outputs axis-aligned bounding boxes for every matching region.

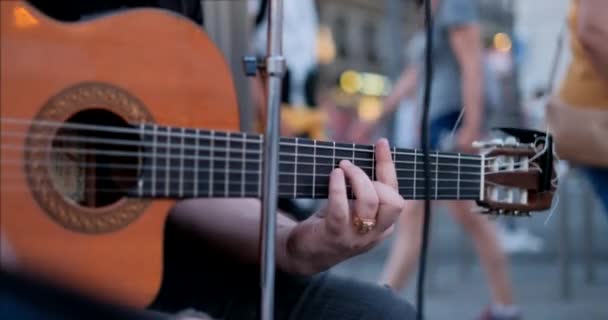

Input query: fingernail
[340,160,351,167]
[378,138,389,146]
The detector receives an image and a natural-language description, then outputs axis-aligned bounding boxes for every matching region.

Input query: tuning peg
[472,138,504,149]
[504,137,519,146]
[494,127,548,144]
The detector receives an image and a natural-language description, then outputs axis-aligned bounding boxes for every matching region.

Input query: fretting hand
[281,138,405,275]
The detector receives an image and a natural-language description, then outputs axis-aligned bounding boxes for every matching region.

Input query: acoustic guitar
[0,1,556,309]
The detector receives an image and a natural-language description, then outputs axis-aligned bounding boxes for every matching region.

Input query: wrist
[277,222,321,276]
[276,223,307,275]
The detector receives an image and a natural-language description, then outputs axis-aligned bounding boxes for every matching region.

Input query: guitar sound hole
[50,109,140,208]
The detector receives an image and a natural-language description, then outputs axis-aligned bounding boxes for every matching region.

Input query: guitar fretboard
[133,125,483,200]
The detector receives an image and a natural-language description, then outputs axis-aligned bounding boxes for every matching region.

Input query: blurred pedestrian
[364,1,521,319]
[547,0,608,215]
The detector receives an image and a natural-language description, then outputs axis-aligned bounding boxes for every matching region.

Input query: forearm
[170,199,297,273]
[450,24,484,130]
[382,68,418,119]
[460,64,483,129]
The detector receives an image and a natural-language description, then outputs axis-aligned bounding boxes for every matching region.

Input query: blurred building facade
[316,0,417,87]
[513,0,570,99]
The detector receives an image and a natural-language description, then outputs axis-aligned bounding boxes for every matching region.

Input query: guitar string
[0,131,488,164]
[0,152,533,176]
[0,156,487,177]
[1,117,490,161]
[0,170,484,184]
[0,155,532,176]
[2,159,484,183]
[0,130,484,161]
[0,134,535,170]
[0,145,486,171]
[0,142,535,175]
[1,118,541,171]
[0,134,522,170]
[3,117,542,166]
[0,185,483,198]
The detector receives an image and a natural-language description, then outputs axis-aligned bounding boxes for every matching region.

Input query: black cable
[415,0,433,319]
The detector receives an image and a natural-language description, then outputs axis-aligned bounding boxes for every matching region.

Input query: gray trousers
[149,221,417,320]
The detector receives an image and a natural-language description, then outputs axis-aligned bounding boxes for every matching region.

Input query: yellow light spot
[340,70,362,94]
[14,6,39,28]
[357,96,383,122]
[360,73,386,96]
[493,32,512,52]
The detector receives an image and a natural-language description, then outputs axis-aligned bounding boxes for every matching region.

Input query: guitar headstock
[475,128,557,217]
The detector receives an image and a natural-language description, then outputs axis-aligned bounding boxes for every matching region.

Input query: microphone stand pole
[260,0,285,319]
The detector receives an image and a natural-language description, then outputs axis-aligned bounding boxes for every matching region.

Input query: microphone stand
[260,0,285,319]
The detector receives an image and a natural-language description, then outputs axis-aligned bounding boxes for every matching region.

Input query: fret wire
[371,144,376,181]
[208,130,215,197]
[137,123,145,197]
[225,132,231,197]
[413,149,417,199]
[164,126,171,197]
[332,141,336,170]
[241,132,247,198]
[151,124,158,197]
[312,140,317,198]
[457,153,461,199]
[350,143,355,198]
[194,129,199,197]
[293,138,299,198]
[179,127,185,198]
[257,135,262,198]
[434,151,439,200]
[392,146,397,187]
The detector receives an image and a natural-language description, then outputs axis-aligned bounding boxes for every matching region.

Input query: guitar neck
[132,124,483,201]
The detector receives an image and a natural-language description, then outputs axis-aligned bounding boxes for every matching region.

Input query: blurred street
[331,170,608,319]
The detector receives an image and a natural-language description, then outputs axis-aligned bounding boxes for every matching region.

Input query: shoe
[496,225,544,254]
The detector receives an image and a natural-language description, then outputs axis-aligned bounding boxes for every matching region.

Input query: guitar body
[0,1,239,307]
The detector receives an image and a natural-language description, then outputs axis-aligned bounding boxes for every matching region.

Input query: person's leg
[379,201,424,289]
[294,273,417,320]
[150,218,417,320]
[446,201,516,308]
[379,110,462,289]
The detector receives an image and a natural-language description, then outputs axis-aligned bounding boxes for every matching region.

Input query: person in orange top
[548,0,608,213]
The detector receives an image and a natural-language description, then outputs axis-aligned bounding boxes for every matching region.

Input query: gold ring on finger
[353,216,377,235]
